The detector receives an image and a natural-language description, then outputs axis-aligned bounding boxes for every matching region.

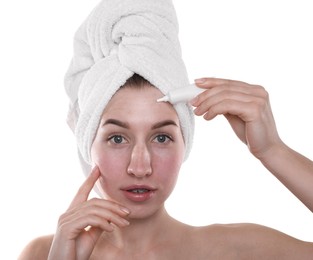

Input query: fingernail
[195,78,206,84]
[120,206,130,214]
[91,165,99,174]
[190,96,198,106]
[122,219,130,226]
[193,107,201,116]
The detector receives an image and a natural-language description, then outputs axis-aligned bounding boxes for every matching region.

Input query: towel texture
[65,0,194,179]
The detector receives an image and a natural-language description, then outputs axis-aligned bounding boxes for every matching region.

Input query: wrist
[254,140,289,163]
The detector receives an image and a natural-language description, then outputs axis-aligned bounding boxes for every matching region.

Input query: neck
[101,206,177,253]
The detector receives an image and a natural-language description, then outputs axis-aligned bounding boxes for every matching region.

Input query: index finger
[68,166,101,209]
[194,77,247,88]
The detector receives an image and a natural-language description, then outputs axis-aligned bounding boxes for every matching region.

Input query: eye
[154,134,172,144]
[108,135,126,144]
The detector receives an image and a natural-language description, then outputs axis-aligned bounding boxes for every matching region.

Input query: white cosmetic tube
[157,83,205,104]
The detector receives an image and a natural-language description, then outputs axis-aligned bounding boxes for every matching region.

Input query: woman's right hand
[47,167,130,260]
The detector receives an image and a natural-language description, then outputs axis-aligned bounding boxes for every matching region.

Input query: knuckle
[262,89,269,100]
[58,212,68,224]
[254,85,269,98]
[57,220,70,235]
[253,84,264,90]
[57,212,73,229]
[256,96,267,108]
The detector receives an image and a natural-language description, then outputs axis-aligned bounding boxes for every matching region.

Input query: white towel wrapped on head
[65,0,195,179]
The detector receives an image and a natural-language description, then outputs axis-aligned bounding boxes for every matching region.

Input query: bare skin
[19,78,313,259]
[18,170,313,259]
[193,78,313,212]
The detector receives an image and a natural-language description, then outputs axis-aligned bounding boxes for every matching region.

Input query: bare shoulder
[188,223,313,259]
[18,234,54,260]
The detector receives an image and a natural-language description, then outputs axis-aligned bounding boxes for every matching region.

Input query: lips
[121,185,157,202]
[127,188,150,193]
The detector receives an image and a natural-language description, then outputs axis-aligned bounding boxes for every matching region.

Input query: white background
[0,0,312,259]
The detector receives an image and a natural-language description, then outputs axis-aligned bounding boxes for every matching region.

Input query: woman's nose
[127,143,152,178]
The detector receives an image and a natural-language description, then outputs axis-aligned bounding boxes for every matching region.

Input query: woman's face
[91,85,185,218]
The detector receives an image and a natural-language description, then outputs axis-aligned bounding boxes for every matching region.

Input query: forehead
[101,86,180,124]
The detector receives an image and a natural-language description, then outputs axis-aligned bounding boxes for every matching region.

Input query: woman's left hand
[191,78,283,159]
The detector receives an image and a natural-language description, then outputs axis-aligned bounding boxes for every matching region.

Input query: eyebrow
[151,120,178,130]
[101,119,178,130]
[102,119,130,129]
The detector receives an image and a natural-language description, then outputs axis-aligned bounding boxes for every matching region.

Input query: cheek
[91,145,129,181]
[152,146,184,183]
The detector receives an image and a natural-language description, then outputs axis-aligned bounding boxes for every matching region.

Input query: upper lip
[121,184,157,191]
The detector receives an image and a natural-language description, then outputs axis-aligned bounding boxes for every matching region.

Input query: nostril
[127,167,152,177]
[127,144,152,177]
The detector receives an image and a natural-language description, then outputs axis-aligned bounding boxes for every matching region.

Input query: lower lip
[122,190,155,202]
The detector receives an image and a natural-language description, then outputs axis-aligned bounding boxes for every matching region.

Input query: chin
[127,206,164,220]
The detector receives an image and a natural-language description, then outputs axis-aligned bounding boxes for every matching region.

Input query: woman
[19,74,313,259]
[19,0,313,258]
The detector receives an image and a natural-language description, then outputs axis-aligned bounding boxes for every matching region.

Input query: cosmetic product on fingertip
[157,83,205,104]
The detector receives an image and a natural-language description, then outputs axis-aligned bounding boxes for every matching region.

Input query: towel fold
[64,0,194,179]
